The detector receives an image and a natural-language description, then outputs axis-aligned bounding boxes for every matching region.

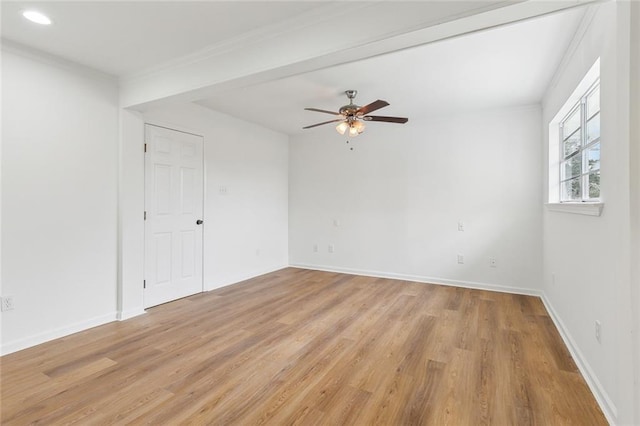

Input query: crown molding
[543,3,601,102]
[121,2,369,84]
[1,38,117,84]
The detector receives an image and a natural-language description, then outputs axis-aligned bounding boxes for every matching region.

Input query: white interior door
[144,124,204,308]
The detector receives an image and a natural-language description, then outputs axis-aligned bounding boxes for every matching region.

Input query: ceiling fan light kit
[336,121,350,135]
[303,90,408,137]
[336,119,365,136]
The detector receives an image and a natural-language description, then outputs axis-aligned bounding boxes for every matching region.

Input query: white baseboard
[0,264,291,356]
[117,307,146,321]
[289,263,541,296]
[0,312,117,356]
[206,264,289,291]
[540,294,618,425]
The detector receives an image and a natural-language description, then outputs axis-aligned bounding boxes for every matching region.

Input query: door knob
[196,219,203,225]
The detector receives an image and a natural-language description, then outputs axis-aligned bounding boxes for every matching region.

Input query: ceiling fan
[303,90,408,137]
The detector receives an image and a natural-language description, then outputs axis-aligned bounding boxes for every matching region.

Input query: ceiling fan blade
[303,119,344,129]
[304,107,342,116]
[357,100,389,115]
[363,115,409,124]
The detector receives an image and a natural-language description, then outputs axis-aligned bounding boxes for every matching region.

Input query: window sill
[545,202,604,216]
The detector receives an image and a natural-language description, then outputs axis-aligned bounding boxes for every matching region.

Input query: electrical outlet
[595,320,602,343]
[255,249,261,256]
[458,221,464,231]
[328,244,335,253]
[219,185,228,195]
[313,243,318,253]
[457,254,464,264]
[1,296,15,312]
[489,258,497,268]
[333,219,340,227]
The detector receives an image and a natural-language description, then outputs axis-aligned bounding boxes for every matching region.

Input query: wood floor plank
[0,268,607,425]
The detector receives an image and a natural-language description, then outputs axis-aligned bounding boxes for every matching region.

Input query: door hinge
[143,280,146,289]
[144,211,147,221]
[144,143,147,153]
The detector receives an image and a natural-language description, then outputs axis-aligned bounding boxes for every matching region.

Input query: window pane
[563,130,581,158]
[586,142,600,172]
[562,155,581,180]
[563,107,581,139]
[589,170,601,198]
[587,113,600,143]
[587,85,600,118]
[561,177,581,201]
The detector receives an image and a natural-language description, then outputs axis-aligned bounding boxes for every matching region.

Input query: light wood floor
[1,268,606,425]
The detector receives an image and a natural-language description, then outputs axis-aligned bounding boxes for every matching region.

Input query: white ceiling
[196,7,585,135]
[1,1,586,136]
[0,1,326,76]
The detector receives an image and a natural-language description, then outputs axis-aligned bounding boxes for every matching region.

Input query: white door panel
[144,124,203,308]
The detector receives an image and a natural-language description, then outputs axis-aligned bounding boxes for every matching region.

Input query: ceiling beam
[121,0,599,111]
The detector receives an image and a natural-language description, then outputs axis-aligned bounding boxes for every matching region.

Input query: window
[547,58,601,215]
[559,81,600,202]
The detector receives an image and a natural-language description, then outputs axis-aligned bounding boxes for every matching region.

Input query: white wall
[142,102,289,290]
[541,2,636,423]
[289,106,542,294]
[631,2,640,422]
[1,45,119,354]
[0,47,289,351]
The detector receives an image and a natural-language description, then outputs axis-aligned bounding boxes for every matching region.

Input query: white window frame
[546,58,603,216]
[559,79,600,202]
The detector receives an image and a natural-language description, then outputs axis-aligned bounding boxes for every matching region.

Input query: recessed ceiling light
[22,10,52,25]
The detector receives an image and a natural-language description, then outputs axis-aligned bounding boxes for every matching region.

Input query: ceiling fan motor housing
[340,90,360,118]
[339,105,360,118]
